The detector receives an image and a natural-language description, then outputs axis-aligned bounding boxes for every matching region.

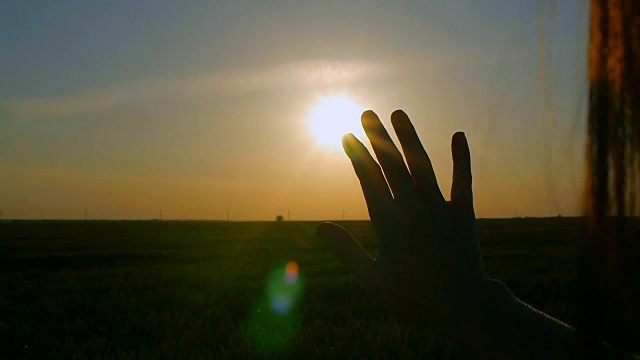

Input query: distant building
[276,215,284,222]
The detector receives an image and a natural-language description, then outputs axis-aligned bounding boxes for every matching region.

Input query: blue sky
[0,1,589,220]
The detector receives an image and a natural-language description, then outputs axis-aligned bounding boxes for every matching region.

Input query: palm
[317,110,487,322]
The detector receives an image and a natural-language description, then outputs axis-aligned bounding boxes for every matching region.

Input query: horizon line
[0,216,583,223]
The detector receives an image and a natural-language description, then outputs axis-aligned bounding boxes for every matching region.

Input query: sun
[306,94,366,152]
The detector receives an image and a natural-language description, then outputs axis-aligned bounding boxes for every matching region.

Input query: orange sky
[0,1,588,220]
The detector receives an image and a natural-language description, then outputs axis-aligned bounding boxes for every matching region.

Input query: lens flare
[269,261,300,314]
[246,261,304,354]
[271,295,292,314]
[285,261,299,284]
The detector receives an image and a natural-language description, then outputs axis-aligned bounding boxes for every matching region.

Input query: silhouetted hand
[316,109,488,323]
[316,110,576,358]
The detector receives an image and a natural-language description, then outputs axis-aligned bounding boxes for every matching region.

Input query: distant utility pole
[226,208,229,222]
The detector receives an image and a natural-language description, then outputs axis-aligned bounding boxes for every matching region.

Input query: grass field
[0,218,582,359]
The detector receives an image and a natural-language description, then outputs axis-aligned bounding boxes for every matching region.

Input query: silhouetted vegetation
[0,219,581,359]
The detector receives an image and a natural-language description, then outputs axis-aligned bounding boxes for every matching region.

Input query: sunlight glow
[306,94,366,152]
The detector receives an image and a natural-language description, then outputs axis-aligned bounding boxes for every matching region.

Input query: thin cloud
[2,61,387,119]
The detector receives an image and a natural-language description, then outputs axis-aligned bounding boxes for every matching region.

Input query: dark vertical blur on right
[582,0,639,356]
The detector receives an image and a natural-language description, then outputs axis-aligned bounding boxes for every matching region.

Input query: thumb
[316,222,412,316]
[316,222,375,284]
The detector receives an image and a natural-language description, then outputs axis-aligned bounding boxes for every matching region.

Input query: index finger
[342,133,394,224]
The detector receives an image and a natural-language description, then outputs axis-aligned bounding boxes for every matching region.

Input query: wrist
[435,279,577,359]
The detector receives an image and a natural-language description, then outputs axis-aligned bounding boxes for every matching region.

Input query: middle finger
[361,110,416,201]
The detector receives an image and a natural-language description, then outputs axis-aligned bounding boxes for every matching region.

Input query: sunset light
[306,94,366,152]
[1,1,607,359]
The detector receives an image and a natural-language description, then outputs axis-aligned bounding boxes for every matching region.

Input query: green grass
[0,218,582,359]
